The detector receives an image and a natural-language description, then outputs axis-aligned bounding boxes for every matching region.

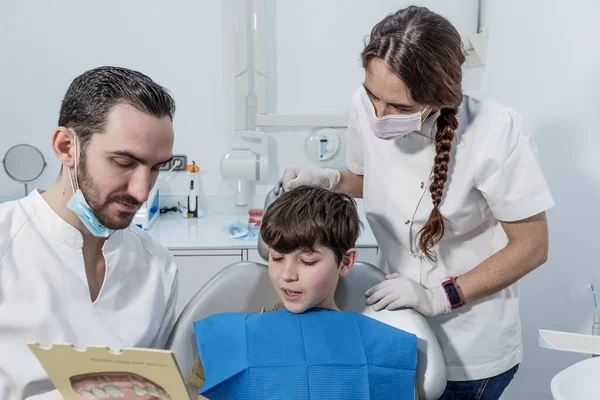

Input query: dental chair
[166,191,447,400]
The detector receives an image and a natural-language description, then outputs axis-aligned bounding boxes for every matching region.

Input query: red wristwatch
[441,277,466,309]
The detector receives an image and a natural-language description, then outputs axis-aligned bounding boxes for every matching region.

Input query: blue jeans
[437,364,519,400]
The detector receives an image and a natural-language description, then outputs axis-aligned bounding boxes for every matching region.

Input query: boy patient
[189,186,418,399]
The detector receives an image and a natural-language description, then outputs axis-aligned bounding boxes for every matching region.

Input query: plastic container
[248,208,263,226]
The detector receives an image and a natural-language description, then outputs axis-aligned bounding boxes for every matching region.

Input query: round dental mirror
[2,144,47,196]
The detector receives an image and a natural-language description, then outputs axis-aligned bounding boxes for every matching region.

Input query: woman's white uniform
[347,86,554,380]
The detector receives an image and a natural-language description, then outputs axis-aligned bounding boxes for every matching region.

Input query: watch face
[444,282,462,306]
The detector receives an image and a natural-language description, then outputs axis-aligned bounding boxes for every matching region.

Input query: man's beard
[77,156,142,230]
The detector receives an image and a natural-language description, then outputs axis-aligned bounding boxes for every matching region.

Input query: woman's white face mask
[361,91,430,140]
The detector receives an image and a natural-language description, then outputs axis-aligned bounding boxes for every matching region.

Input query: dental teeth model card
[27,343,191,400]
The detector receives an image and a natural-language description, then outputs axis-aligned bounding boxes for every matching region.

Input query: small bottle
[185,162,205,218]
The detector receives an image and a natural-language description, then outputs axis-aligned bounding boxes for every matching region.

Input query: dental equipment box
[132,187,160,230]
[27,342,192,400]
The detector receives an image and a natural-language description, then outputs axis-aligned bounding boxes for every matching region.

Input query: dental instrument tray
[27,342,192,400]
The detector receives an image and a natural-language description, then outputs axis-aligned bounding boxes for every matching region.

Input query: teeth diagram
[70,372,171,400]
[27,343,190,400]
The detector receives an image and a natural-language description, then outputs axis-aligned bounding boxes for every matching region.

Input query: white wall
[0,0,481,203]
[480,0,600,398]
[0,0,235,199]
[273,0,479,113]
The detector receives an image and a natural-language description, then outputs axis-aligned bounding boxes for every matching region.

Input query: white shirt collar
[29,189,122,249]
[30,189,85,248]
[415,110,441,139]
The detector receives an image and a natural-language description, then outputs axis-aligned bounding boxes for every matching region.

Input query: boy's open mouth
[282,288,302,300]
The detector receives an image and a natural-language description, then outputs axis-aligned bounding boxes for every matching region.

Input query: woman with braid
[275,6,553,399]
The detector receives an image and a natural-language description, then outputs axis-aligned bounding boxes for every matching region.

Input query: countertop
[146,201,378,250]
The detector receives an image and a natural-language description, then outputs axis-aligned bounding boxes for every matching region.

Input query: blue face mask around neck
[66,139,114,238]
[67,188,114,238]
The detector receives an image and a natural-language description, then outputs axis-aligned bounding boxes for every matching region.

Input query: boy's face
[268,245,356,313]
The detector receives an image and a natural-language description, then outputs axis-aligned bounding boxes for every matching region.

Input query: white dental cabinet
[146,200,379,317]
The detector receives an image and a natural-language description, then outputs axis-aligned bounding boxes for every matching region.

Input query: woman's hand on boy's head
[275,165,341,193]
[364,274,451,317]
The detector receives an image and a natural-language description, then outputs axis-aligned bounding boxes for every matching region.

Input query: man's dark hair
[58,66,176,150]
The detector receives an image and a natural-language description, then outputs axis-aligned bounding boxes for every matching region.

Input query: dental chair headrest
[257,188,282,262]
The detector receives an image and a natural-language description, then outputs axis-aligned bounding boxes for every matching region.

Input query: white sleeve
[474,110,555,221]
[0,363,16,400]
[0,261,18,400]
[149,258,179,349]
[345,97,365,176]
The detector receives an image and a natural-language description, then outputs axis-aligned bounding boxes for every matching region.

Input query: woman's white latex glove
[365,273,451,317]
[273,165,340,194]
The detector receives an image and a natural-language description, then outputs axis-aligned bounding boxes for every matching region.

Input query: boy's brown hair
[260,186,362,263]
